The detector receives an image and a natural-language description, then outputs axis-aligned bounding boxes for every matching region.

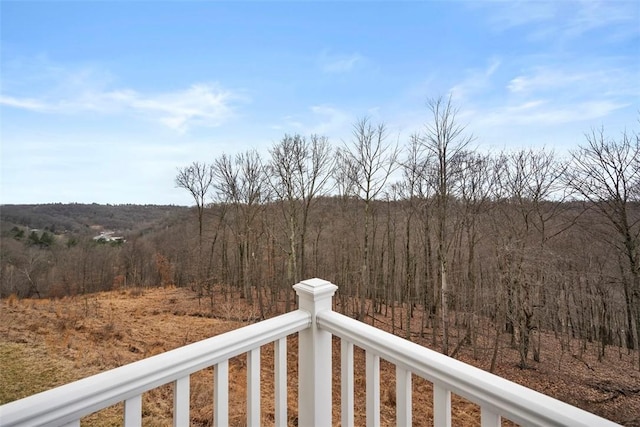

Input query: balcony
[0,278,620,427]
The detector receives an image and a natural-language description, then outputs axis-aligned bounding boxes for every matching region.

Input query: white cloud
[562,1,638,40]
[308,105,353,136]
[0,95,50,112]
[280,115,305,130]
[117,83,240,132]
[0,58,245,132]
[484,1,556,31]
[480,99,627,127]
[270,105,354,139]
[443,55,637,150]
[507,68,588,94]
[318,51,365,74]
[480,0,639,42]
[450,58,501,102]
[506,65,638,99]
[1,83,242,132]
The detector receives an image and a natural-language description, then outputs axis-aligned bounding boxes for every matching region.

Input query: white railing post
[294,278,338,427]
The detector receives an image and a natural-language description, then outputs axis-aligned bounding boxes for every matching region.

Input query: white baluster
[341,340,354,427]
[481,407,501,427]
[396,366,411,427]
[214,360,229,427]
[366,351,380,427]
[433,383,451,427]
[173,376,190,427]
[275,337,287,426]
[124,394,142,426]
[247,348,260,426]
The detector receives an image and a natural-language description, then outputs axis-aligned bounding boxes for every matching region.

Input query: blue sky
[1,1,638,205]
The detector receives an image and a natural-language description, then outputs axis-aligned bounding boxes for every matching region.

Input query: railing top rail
[0,310,311,427]
[317,310,620,427]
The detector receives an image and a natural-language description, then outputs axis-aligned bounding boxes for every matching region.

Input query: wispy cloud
[448,57,637,134]
[110,84,240,131]
[1,59,245,132]
[1,84,242,132]
[275,115,304,131]
[557,1,638,40]
[481,0,639,42]
[506,65,639,98]
[272,105,353,137]
[480,99,628,126]
[318,50,365,74]
[450,57,501,102]
[455,1,639,133]
[308,105,353,135]
[508,68,590,94]
[0,95,51,112]
[484,1,556,30]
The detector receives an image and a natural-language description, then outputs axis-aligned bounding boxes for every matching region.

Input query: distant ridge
[0,203,189,235]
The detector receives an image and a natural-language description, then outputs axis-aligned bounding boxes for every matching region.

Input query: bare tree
[397,133,436,339]
[421,95,473,355]
[16,247,48,298]
[457,151,494,358]
[214,150,270,308]
[493,148,569,368]
[567,126,640,368]
[338,117,400,320]
[268,134,333,309]
[176,162,215,243]
[175,162,215,287]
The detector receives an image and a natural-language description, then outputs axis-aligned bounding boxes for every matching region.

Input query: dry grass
[1,286,638,426]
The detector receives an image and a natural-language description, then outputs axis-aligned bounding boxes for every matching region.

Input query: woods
[1,104,638,373]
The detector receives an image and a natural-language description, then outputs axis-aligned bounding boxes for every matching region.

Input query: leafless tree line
[2,97,638,370]
[171,97,638,369]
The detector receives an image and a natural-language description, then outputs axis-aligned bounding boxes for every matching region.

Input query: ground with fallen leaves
[1,286,638,426]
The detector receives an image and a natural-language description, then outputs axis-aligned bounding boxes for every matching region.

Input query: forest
[1,97,639,373]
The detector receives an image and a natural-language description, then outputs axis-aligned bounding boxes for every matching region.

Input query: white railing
[0,308,310,427]
[0,278,621,427]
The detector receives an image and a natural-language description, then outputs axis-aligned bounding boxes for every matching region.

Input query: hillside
[0,203,189,236]
[1,286,638,426]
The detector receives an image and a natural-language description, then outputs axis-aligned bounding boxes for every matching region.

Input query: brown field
[1,286,639,426]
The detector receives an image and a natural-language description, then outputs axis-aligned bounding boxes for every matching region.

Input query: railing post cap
[293,278,338,299]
